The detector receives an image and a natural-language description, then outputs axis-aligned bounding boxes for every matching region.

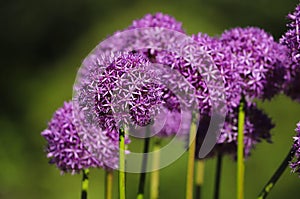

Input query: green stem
[150,138,161,199]
[105,170,113,199]
[214,154,223,199]
[257,147,295,199]
[237,97,245,199]
[186,120,197,199]
[137,127,151,199]
[81,169,89,199]
[119,128,126,199]
[195,159,205,199]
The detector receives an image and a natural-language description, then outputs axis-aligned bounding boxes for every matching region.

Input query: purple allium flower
[290,121,300,174]
[129,12,185,33]
[155,36,225,116]
[220,27,288,100]
[97,13,185,58]
[280,3,300,102]
[192,33,242,109]
[74,52,164,133]
[41,101,126,173]
[214,101,274,158]
[195,100,274,159]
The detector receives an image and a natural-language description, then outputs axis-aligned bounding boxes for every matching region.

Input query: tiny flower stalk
[237,97,245,199]
[137,127,151,199]
[119,128,126,199]
[214,154,223,199]
[150,138,161,199]
[257,147,295,199]
[81,169,89,199]
[195,159,205,199]
[186,119,198,199]
[105,170,113,199]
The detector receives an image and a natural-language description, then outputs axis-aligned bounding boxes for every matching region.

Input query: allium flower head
[41,102,126,173]
[197,101,274,159]
[192,33,243,108]
[74,52,164,133]
[155,35,226,116]
[41,102,97,174]
[129,12,185,33]
[220,27,288,100]
[280,3,300,102]
[290,121,300,175]
[217,101,273,158]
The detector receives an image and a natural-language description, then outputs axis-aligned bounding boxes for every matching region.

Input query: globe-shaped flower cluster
[41,102,127,173]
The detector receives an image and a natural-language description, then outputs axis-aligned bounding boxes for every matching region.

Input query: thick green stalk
[237,98,245,199]
[105,170,113,199]
[195,160,205,199]
[150,138,161,199]
[214,154,223,199]
[81,169,89,199]
[257,148,295,199]
[136,127,150,199]
[186,120,197,199]
[119,128,126,199]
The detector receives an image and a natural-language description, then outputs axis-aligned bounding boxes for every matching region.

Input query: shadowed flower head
[220,27,289,100]
[290,121,300,175]
[196,101,274,159]
[217,101,274,158]
[280,3,300,102]
[41,101,127,173]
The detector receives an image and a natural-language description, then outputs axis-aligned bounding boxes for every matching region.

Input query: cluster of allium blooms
[41,102,126,174]
[220,27,289,100]
[44,12,284,170]
[107,13,218,137]
[290,121,300,175]
[280,3,300,102]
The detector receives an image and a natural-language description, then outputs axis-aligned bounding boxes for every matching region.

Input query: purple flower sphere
[41,101,126,173]
[280,3,300,102]
[220,27,288,100]
[75,52,164,133]
[192,32,243,108]
[290,121,300,174]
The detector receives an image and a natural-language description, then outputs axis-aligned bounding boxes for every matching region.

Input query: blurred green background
[1,0,300,198]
